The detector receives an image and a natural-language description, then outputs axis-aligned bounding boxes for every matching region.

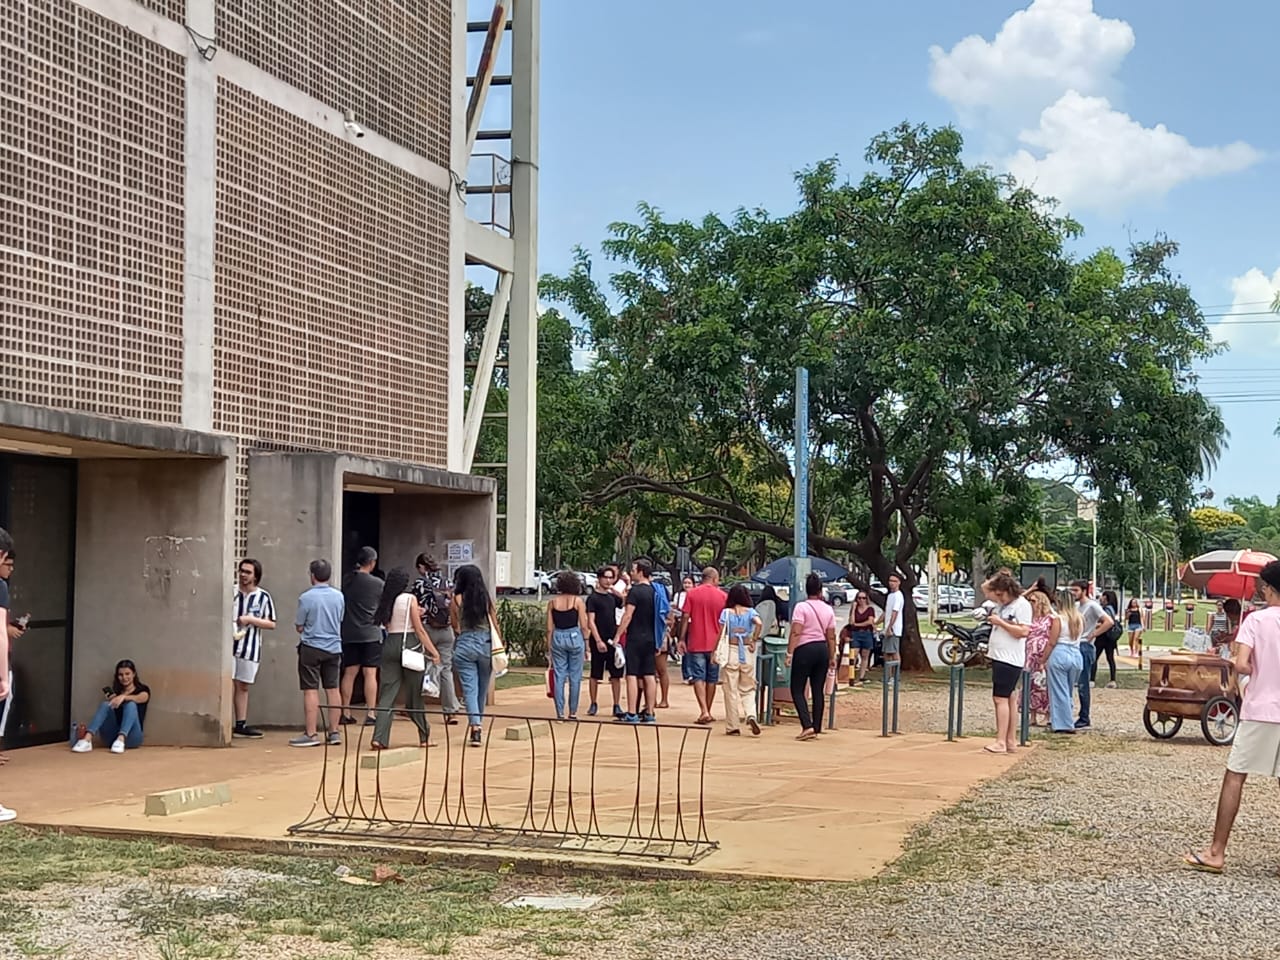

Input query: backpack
[414,577,451,629]
[1102,605,1123,644]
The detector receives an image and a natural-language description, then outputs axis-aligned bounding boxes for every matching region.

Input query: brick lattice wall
[216,0,453,169]
[215,80,450,549]
[0,0,185,421]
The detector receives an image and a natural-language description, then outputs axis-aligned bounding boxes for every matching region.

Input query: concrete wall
[379,492,497,589]
[245,453,342,726]
[73,457,234,746]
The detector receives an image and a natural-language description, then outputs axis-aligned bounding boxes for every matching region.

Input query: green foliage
[494,598,547,666]
[543,123,1225,667]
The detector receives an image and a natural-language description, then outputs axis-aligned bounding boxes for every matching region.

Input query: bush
[495,599,548,666]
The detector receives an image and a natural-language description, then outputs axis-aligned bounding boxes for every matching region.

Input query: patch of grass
[496,668,545,691]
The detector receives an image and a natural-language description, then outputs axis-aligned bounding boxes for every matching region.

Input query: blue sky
[523,0,1279,502]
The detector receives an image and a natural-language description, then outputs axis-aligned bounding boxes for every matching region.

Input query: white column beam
[181,0,217,431]
[447,1,470,471]
[505,0,539,590]
[461,271,513,471]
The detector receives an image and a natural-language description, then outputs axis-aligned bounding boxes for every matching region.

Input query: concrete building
[0,0,538,746]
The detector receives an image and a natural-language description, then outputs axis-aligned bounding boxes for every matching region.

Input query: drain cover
[502,895,603,911]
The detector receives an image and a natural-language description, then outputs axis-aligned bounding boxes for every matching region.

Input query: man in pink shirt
[1187,559,1280,873]
[678,567,727,725]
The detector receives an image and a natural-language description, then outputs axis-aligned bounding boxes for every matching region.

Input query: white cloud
[929,0,1261,212]
[1006,92,1262,213]
[929,0,1132,127]
[1210,266,1280,350]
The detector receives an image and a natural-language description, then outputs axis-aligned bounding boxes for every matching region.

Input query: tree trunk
[899,601,932,672]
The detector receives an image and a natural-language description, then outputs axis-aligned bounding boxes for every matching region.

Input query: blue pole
[791,367,810,607]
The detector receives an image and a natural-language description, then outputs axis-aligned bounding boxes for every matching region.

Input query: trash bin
[763,637,789,686]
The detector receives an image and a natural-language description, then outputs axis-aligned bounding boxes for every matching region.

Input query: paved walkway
[1,679,1020,881]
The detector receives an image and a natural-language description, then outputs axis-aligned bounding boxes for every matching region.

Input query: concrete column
[181,0,217,431]
[446,0,469,471]
[506,0,539,588]
[74,458,234,746]
[245,453,343,726]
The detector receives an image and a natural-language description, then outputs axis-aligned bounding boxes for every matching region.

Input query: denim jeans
[550,627,585,717]
[89,700,144,748]
[1077,640,1096,725]
[1047,643,1082,732]
[454,629,494,727]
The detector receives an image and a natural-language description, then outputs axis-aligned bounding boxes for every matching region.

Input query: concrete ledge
[504,720,550,741]
[144,783,231,817]
[358,747,422,770]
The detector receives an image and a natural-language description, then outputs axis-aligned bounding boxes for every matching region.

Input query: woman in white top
[371,567,441,750]
[982,571,1031,755]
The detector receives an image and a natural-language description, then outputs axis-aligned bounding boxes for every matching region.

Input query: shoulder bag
[713,615,731,667]
[398,595,427,672]
[488,608,510,678]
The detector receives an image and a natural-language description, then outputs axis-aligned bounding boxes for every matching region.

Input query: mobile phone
[16,613,30,628]
[102,686,113,697]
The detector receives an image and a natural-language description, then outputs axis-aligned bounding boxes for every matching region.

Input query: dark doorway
[0,455,76,747]
[341,492,382,576]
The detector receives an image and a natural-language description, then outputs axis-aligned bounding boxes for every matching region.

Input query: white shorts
[233,657,260,684]
[1226,719,1280,777]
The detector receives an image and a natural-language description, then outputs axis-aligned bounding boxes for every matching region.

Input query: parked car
[825,580,855,606]
[913,584,966,613]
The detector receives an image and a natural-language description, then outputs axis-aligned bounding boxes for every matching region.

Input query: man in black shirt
[617,558,658,723]
[339,547,384,725]
[586,566,624,718]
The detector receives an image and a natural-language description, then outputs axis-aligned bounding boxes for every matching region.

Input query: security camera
[343,109,365,138]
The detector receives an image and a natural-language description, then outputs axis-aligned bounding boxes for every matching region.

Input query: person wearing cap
[1186,560,1280,873]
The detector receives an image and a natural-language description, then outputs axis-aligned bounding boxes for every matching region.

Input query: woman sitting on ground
[72,659,150,754]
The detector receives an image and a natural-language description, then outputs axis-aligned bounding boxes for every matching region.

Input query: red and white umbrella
[1179,549,1277,599]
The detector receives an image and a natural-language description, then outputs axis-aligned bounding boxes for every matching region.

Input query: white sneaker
[110,738,125,754]
[0,804,16,823]
[71,737,93,753]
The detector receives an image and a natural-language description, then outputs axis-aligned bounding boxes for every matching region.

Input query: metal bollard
[881,660,901,737]
[827,645,843,731]
[755,652,776,727]
[947,663,966,741]
[1019,669,1032,746]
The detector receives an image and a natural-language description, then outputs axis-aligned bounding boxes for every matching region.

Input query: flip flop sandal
[1183,853,1223,874]
[795,731,816,741]
[983,744,1008,754]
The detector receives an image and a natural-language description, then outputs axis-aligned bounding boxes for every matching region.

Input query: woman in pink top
[1188,560,1280,873]
[786,573,838,741]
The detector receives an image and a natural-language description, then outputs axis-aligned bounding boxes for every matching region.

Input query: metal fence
[289,708,719,864]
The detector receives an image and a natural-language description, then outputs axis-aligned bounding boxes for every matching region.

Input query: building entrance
[0,455,76,746]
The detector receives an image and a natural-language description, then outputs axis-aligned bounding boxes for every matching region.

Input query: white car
[913,584,966,614]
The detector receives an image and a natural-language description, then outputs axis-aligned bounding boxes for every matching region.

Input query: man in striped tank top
[232,558,277,739]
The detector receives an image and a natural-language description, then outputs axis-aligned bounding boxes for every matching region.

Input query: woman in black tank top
[547,572,591,720]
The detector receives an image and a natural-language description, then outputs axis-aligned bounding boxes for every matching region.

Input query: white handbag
[396,594,426,672]
[613,642,626,671]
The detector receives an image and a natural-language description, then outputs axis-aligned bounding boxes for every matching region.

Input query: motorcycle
[936,611,992,666]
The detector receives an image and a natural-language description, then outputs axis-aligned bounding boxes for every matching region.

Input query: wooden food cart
[1143,652,1239,746]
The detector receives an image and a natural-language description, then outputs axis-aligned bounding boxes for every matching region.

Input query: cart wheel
[1143,710,1182,740]
[1201,696,1239,746]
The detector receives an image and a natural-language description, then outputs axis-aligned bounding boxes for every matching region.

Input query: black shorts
[625,637,657,677]
[991,660,1021,699]
[342,641,381,669]
[298,644,342,690]
[590,640,624,681]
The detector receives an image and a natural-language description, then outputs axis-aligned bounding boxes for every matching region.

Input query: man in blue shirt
[292,559,345,748]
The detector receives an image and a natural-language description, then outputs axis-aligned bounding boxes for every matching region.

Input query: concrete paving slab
[3,679,1021,880]
[144,782,231,816]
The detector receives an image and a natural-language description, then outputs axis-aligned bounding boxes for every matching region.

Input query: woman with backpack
[1094,589,1121,688]
[413,554,461,724]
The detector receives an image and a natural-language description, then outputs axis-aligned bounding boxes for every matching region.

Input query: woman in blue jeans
[71,659,150,754]
[451,564,497,748]
[546,570,590,721]
[1047,593,1084,734]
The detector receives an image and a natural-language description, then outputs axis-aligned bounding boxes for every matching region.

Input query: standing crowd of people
[985,573,1119,753]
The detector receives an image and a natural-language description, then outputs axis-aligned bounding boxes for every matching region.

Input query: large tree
[545,124,1225,669]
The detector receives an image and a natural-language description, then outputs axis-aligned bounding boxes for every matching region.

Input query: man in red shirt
[678,567,727,724]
